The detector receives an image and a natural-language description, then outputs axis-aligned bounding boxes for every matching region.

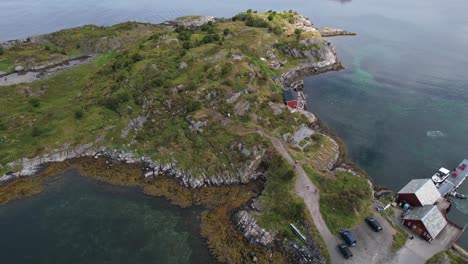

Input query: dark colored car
[339,229,356,246]
[365,216,383,232]
[338,243,353,259]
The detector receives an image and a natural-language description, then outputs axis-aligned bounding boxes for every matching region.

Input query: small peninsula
[4,9,463,264]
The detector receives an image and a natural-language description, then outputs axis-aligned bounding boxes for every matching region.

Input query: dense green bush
[201,34,220,44]
[131,53,143,62]
[178,31,192,41]
[28,98,40,107]
[223,28,230,36]
[232,12,252,22]
[182,41,191,50]
[31,127,45,137]
[75,109,84,119]
[186,100,202,112]
[200,21,215,33]
[102,88,129,112]
[0,47,4,55]
[245,17,270,28]
[270,26,283,35]
[221,63,233,77]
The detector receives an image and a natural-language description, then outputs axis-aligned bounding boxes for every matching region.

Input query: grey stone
[226,92,241,104]
[235,210,274,246]
[179,62,188,69]
[232,54,243,61]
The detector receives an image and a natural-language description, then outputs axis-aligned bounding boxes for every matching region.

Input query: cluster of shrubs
[232,10,269,28]
[43,45,67,55]
[232,10,284,35]
[100,87,130,113]
[176,23,223,50]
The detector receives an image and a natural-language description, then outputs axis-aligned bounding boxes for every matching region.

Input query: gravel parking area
[331,213,399,264]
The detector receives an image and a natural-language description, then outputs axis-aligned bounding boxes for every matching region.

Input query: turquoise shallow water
[0,0,467,251]
[0,170,215,264]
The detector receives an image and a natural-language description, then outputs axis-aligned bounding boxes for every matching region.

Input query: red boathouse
[283,90,299,108]
[402,205,447,242]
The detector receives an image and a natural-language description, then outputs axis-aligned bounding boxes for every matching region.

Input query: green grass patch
[426,250,468,264]
[0,59,14,72]
[251,58,276,77]
[447,250,468,264]
[257,155,330,261]
[305,166,373,233]
[380,207,408,252]
[258,155,305,234]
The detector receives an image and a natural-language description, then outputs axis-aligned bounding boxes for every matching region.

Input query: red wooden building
[397,179,441,206]
[283,90,299,108]
[402,205,447,242]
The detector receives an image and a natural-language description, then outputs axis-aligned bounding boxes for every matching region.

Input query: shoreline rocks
[162,16,217,29]
[0,55,94,86]
[235,210,275,246]
[318,27,356,37]
[0,141,266,188]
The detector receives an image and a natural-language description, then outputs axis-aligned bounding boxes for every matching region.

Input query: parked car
[339,229,356,246]
[338,243,353,259]
[365,216,383,232]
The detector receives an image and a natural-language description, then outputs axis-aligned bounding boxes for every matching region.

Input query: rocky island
[0,10,383,263]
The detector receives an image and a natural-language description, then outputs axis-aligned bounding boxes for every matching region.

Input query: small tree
[0,47,4,56]
[223,28,230,36]
[294,28,302,40]
[182,41,191,50]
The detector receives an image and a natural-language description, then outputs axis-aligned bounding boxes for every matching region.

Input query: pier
[436,159,468,197]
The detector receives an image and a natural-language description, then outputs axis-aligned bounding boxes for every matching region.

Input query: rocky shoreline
[0,55,94,86]
[318,27,356,37]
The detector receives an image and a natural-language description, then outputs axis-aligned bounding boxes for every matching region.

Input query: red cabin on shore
[283,90,299,108]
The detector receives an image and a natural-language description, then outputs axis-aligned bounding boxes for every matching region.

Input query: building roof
[398,179,441,206]
[283,90,298,102]
[398,179,432,193]
[403,205,447,238]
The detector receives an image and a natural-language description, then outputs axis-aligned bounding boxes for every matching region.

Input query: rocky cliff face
[0,142,265,188]
[235,210,275,246]
[277,38,342,87]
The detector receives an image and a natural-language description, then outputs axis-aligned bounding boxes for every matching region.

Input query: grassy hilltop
[0,10,374,263]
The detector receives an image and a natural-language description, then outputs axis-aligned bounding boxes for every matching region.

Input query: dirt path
[257,131,343,263]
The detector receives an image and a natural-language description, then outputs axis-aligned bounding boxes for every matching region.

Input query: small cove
[0,169,215,264]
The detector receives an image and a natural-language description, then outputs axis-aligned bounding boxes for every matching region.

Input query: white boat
[431,167,451,184]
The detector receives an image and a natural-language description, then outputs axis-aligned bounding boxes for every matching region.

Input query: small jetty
[434,159,468,197]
